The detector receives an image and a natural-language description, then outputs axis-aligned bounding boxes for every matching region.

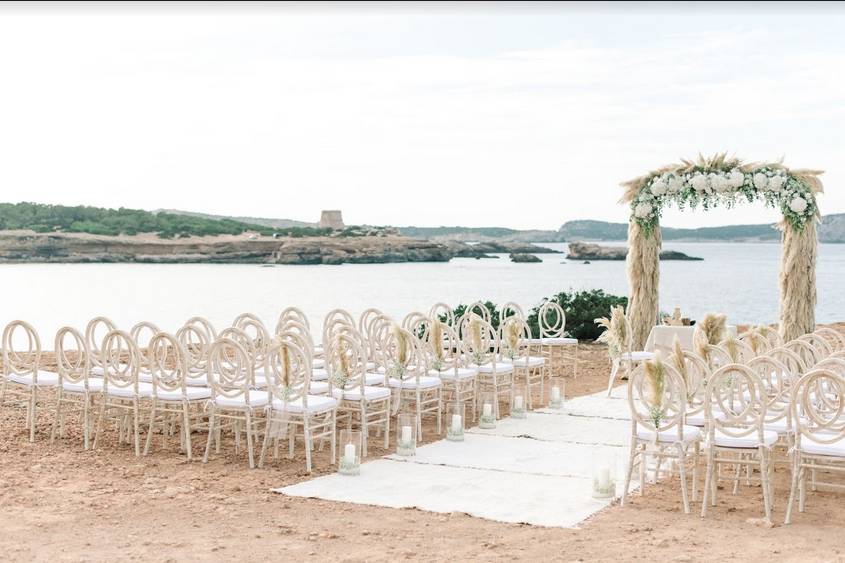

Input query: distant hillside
[399,214,845,243]
[0,202,329,239]
[156,209,315,229]
[557,220,781,242]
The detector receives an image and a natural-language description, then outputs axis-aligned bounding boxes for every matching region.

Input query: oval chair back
[785,338,823,370]
[326,330,367,393]
[266,336,310,406]
[428,302,455,327]
[665,349,710,421]
[627,359,687,439]
[85,316,116,372]
[500,302,525,323]
[460,315,499,367]
[148,332,189,399]
[101,330,141,395]
[766,346,807,378]
[55,326,90,389]
[207,337,255,404]
[798,333,833,361]
[746,355,791,429]
[176,322,212,385]
[813,328,845,353]
[184,316,217,341]
[705,364,768,445]
[276,307,311,335]
[3,320,42,379]
[538,301,566,339]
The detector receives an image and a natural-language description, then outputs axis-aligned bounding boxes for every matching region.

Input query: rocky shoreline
[0,231,560,265]
[566,241,703,261]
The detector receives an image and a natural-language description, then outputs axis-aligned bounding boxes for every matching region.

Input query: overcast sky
[1,2,843,229]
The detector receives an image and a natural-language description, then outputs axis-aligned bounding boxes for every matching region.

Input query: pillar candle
[451,414,462,432]
[401,425,412,444]
[344,443,356,464]
[482,403,492,417]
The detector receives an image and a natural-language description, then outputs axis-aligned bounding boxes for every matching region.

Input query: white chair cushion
[801,437,845,458]
[504,356,546,368]
[525,338,543,345]
[137,370,153,384]
[312,368,329,381]
[685,411,726,427]
[154,386,212,401]
[271,395,337,414]
[388,376,442,389]
[431,367,477,380]
[60,377,105,393]
[763,418,792,435]
[542,337,578,345]
[364,372,387,386]
[621,351,655,361]
[713,429,779,449]
[636,425,701,443]
[474,362,514,374]
[184,373,210,387]
[213,390,269,408]
[331,386,391,402]
[105,382,155,399]
[7,371,59,387]
[309,381,329,394]
[313,358,325,369]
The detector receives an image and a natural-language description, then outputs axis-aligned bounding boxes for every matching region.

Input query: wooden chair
[52,326,101,449]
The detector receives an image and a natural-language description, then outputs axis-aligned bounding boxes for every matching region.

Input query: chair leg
[759,447,772,521]
[245,411,255,469]
[182,401,193,461]
[132,399,141,457]
[29,388,37,443]
[606,360,620,397]
[203,407,216,463]
[692,441,700,502]
[701,447,714,518]
[259,416,273,468]
[621,442,637,506]
[82,396,91,450]
[677,444,690,514]
[331,410,337,465]
[144,400,158,456]
[784,457,801,524]
[50,391,63,443]
[304,417,312,473]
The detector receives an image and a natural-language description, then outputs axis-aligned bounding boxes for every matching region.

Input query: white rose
[753,172,768,191]
[727,170,744,188]
[667,175,683,193]
[634,202,653,219]
[709,173,728,193]
[768,176,784,192]
[650,178,667,196]
[789,196,808,214]
[690,173,709,192]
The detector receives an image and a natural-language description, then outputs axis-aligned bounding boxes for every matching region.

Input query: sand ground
[2,339,845,562]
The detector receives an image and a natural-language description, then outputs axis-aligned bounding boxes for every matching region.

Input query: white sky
[1,2,843,229]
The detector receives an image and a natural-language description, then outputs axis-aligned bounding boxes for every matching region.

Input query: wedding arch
[620,153,824,349]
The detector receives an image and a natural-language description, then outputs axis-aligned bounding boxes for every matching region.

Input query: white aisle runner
[274,387,635,528]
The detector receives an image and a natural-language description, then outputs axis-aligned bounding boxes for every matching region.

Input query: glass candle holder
[511,385,527,419]
[479,392,497,429]
[338,429,361,475]
[446,401,465,441]
[396,414,416,456]
[591,449,617,499]
[548,377,564,409]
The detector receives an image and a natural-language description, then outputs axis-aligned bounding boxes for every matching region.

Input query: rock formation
[566,241,702,261]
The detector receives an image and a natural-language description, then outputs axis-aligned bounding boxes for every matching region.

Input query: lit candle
[401,425,412,444]
[451,414,462,432]
[344,443,356,464]
[514,396,524,410]
[482,403,492,417]
[599,466,610,489]
[551,386,561,402]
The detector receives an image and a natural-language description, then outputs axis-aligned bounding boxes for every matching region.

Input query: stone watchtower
[319,210,345,230]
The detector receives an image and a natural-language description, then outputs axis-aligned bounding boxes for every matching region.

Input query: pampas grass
[430,320,444,361]
[723,335,740,362]
[392,323,409,365]
[696,313,727,346]
[627,220,661,349]
[671,335,689,392]
[596,305,628,358]
[468,314,485,364]
[644,351,667,427]
[505,318,521,358]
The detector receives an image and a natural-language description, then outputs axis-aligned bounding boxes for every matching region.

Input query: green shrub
[446,289,627,341]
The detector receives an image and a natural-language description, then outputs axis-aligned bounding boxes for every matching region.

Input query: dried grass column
[626,220,661,350]
[779,219,817,341]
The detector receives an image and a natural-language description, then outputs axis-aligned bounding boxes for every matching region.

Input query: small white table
[644,325,737,354]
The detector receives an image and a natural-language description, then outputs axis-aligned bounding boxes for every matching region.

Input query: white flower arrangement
[630,161,818,235]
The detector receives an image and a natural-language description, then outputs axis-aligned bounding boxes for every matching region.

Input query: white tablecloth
[644,325,737,354]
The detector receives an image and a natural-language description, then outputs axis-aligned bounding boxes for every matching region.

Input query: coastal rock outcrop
[566,241,702,261]
[509,253,542,263]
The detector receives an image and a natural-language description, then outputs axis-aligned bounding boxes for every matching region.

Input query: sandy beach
[2,333,844,562]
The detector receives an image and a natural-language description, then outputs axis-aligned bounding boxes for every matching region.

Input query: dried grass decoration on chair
[620,153,822,348]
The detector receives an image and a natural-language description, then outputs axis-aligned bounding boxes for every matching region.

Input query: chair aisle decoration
[597,306,654,396]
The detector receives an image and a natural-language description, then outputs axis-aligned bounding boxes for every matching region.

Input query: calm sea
[0,241,842,340]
